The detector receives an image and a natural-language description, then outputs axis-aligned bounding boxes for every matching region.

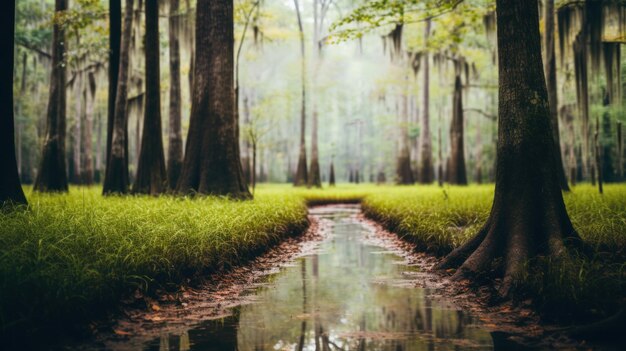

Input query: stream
[77,205,509,350]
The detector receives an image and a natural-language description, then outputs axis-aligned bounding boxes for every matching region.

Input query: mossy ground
[1,183,624,337]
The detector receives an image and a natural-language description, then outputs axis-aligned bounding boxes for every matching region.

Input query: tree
[34,0,69,192]
[167,0,184,191]
[543,0,569,191]
[447,68,467,185]
[82,72,97,184]
[176,0,251,198]
[436,0,580,296]
[133,0,167,194]
[293,0,308,187]
[107,0,121,172]
[0,0,27,205]
[103,0,133,194]
[417,18,434,184]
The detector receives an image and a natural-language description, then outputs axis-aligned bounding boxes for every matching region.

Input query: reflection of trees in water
[153,216,493,350]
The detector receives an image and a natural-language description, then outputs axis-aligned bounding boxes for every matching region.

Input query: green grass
[0,187,309,334]
[1,183,625,336]
[362,184,626,319]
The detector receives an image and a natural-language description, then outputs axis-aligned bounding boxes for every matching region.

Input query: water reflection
[147,207,494,351]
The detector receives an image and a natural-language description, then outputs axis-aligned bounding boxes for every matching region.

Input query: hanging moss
[388,23,403,61]
[409,51,422,77]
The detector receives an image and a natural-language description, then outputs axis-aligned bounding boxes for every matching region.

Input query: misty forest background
[13,0,625,192]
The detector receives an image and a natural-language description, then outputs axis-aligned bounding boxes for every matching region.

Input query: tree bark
[107,0,121,168]
[448,73,467,185]
[34,0,69,192]
[103,0,134,194]
[418,18,434,184]
[82,73,96,185]
[397,91,414,184]
[293,0,308,187]
[543,0,570,191]
[71,71,83,184]
[437,0,580,297]
[176,0,251,198]
[167,0,184,190]
[134,0,167,194]
[0,0,27,205]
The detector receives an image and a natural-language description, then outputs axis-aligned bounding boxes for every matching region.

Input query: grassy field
[1,183,624,336]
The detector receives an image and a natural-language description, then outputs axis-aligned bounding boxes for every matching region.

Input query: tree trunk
[397,91,414,184]
[241,92,252,184]
[437,0,580,297]
[329,160,336,186]
[293,0,308,187]
[418,18,434,184]
[618,121,623,181]
[82,73,96,185]
[448,74,467,185]
[167,0,184,190]
[34,0,69,192]
[176,0,250,198]
[308,0,322,188]
[103,0,134,194]
[107,0,121,168]
[134,0,167,194]
[600,93,614,183]
[0,0,27,205]
[543,0,570,191]
[72,71,83,184]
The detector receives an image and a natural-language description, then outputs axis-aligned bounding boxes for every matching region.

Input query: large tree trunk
[543,0,570,191]
[176,0,250,198]
[0,0,27,205]
[82,73,96,185]
[167,0,184,190]
[107,0,121,168]
[134,0,167,194]
[34,0,68,192]
[437,0,580,296]
[418,18,434,184]
[293,0,308,187]
[103,0,134,194]
[448,74,467,185]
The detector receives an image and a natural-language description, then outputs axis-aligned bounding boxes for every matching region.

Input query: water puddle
[78,205,501,350]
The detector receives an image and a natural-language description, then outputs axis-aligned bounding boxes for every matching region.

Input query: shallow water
[94,206,498,350]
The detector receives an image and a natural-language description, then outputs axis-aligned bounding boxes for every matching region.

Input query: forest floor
[0,184,624,344]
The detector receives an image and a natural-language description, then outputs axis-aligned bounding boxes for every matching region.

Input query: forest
[0,0,625,350]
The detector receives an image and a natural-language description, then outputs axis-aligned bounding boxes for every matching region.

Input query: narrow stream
[85,206,500,350]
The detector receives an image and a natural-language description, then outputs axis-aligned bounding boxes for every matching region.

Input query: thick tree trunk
[543,0,570,191]
[34,0,69,192]
[82,73,96,185]
[0,0,27,205]
[176,0,250,198]
[448,74,467,185]
[418,18,434,184]
[293,0,308,187]
[103,0,134,194]
[134,0,167,194]
[437,0,580,297]
[167,0,184,190]
[107,0,121,168]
